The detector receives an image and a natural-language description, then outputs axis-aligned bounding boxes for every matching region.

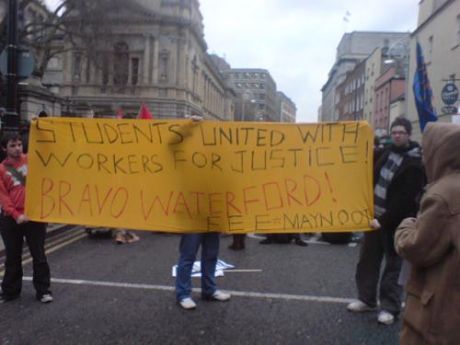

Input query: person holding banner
[0,133,53,303]
[347,117,425,325]
[395,122,460,345]
[175,114,231,310]
[175,232,231,309]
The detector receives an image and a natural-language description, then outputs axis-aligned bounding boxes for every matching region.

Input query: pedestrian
[259,233,308,246]
[347,117,425,325]
[175,114,230,310]
[0,132,53,303]
[228,234,245,250]
[395,122,460,344]
[175,232,231,310]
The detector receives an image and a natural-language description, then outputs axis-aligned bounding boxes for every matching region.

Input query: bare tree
[0,0,120,79]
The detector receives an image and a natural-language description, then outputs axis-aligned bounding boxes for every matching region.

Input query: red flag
[115,107,125,119]
[137,103,153,120]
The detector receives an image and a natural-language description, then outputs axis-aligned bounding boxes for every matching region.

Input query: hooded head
[422,122,460,183]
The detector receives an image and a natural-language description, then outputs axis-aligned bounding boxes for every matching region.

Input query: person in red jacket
[0,132,53,303]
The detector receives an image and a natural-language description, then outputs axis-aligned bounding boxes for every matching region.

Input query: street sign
[0,48,35,79]
[441,82,459,106]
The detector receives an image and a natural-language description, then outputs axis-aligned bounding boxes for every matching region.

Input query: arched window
[113,42,129,88]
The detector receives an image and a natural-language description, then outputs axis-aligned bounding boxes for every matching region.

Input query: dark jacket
[373,141,425,233]
[395,123,460,345]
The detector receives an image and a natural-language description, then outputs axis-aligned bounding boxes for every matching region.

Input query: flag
[137,103,153,120]
[413,42,437,132]
[115,107,124,119]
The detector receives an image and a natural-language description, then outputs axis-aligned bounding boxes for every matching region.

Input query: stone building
[407,0,460,140]
[276,91,296,123]
[222,68,277,122]
[58,0,235,120]
[321,31,410,122]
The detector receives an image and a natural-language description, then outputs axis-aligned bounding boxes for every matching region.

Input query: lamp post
[4,0,19,132]
[241,94,256,122]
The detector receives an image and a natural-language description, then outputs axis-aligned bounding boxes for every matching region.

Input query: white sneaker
[347,300,375,312]
[205,290,231,302]
[40,293,53,304]
[377,310,395,325]
[179,297,196,310]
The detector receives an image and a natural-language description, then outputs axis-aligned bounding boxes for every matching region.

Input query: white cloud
[200,0,418,122]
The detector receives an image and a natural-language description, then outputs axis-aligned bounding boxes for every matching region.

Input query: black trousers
[355,229,402,315]
[1,216,51,298]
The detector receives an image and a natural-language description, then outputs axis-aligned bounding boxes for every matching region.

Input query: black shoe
[259,239,272,245]
[228,243,244,250]
[294,238,308,247]
[0,293,20,303]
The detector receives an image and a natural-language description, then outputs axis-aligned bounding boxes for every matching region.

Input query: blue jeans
[175,233,219,301]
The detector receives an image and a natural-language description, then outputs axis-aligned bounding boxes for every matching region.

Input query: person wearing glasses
[347,117,425,325]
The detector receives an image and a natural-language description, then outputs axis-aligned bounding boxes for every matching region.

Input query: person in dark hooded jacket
[395,122,460,345]
[347,117,425,325]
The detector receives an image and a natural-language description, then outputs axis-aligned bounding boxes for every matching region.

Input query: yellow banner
[25,118,374,233]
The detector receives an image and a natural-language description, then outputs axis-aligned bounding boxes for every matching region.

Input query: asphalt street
[0,229,401,345]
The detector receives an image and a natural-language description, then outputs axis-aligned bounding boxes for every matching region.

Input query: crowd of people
[346,117,460,344]
[0,114,459,344]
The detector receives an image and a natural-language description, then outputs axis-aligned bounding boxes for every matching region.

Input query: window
[72,52,81,81]
[457,15,460,43]
[113,42,129,87]
[428,36,434,61]
[102,54,109,86]
[159,50,170,82]
[131,58,139,85]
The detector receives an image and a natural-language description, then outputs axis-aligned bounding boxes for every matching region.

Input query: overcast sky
[45,0,418,122]
[199,0,418,122]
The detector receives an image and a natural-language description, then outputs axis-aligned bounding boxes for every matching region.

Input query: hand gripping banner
[25,118,374,233]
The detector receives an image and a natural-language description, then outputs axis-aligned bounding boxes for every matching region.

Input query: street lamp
[241,95,256,122]
[3,0,20,132]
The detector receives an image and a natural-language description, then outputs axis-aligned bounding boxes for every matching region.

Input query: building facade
[336,60,365,121]
[276,91,296,123]
[58,0,234,120]
[321,31,410,122]
[373,65,405,135]
[407,0,460,140]
[223,68,278,122]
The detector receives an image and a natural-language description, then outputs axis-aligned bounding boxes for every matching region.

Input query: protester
[259,233,308,246]
[347,117,425,325]
[0,132,53,303]
[395,122,460,344]
[175,232,231,309]
[175,115,230,310]
[228,234,245,250]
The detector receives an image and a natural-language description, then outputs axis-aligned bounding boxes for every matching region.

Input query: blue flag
[413,42,437,131]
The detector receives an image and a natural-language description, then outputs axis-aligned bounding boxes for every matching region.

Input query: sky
[45,0,419,123]
[199,0,418,122]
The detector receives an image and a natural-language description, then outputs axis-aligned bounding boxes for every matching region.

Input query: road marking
[225,269,263,273]
[22,276,354,305]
